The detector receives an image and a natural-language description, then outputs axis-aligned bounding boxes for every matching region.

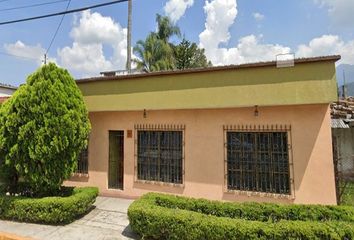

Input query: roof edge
[76,55,341,84]
[0,83,18,90]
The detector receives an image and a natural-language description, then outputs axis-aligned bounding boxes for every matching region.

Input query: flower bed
[0,187,98,224]
[128,193,354,240]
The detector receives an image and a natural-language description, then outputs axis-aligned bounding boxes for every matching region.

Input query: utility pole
[126,0,132,73]
[43,53,47,65]
[342,70,347,99]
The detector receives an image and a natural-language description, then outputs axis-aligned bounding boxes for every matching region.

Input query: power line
[0,0,70,12]
[45,0,71,57]
[0,0,128,26]
[0,51,41,61]
[0,0,13,3]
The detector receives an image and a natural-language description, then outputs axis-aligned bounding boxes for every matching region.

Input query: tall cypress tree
[0,63,90,196]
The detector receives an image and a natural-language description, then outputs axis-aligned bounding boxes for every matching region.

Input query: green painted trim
[78,61,338,111]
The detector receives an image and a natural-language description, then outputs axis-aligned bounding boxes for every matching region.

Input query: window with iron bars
[76,148,88,174]
[136,128,183,184]
[226,131,291,194]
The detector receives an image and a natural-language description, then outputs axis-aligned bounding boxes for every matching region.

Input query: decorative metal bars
[225,125,291,195]
[76,148,88,174]
[135,124,184,184]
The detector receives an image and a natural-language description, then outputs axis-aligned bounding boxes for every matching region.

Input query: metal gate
[333,135,354,205]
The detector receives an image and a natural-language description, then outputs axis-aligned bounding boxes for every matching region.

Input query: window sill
[134,179,184,188]
[225,189,294,200]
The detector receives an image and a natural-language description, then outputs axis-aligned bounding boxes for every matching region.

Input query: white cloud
[253,12,264,21]
[296,35,354,65]
[70,11,126,45]
[58,43,113,74]
[58,10,128,76]
[3,41,45,63]
[208,35,291,65]
[199,0,289,65]
[314,0,354,27]
[164,0,194,23]
[199,0,237,52]
[198,0,354,66]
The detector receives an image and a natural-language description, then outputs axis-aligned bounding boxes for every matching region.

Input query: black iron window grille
[225,125,291,195]
[76,147,88,174]
[135,124,184,184]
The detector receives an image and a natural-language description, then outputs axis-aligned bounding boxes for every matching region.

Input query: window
[226,130,291,194]
[136,125,184,184]
[76,148,88,174]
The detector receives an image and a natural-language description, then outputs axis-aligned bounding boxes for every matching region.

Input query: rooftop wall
[77,58,338,112]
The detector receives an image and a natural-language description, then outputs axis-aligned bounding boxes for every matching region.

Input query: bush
[154,193,354,222]
[0,63,91,195]
[341,182,354,207]
[128,193,354,240]
[0,187,98,224]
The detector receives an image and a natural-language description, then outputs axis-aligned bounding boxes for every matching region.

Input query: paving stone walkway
[0,197,138,240]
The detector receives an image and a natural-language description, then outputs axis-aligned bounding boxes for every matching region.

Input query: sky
[0,0,353,86]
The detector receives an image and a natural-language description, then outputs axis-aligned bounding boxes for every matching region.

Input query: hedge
[128,193,354,240]
[0,187,98,224]
[154,193,354,222]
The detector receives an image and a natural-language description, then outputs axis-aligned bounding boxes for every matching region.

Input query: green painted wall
[77,61,338,112]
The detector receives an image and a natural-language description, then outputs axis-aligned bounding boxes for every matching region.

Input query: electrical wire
[45,0,71,55]
[0,0,13,3]
[0,0,128,26]
[0,0,70,12]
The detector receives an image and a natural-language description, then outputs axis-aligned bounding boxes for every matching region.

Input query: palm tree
[133,34,174,72]
[133,14,181,72]
[155,14,181,43]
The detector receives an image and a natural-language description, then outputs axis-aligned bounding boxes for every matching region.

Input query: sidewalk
[0,197,138,240]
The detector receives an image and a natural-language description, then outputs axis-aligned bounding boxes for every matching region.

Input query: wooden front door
[108,131,124,190]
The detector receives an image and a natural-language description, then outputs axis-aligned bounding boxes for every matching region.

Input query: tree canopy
[133,14,211,72]
[134,34,175,72]
[0,63,91,196]
[174,38,211,70]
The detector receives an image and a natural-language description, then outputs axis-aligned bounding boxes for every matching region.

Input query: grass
[341,182,354,206]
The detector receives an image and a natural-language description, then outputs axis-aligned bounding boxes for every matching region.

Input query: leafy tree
[134,34,174,72]
[174,38,211,70]
[0,63,90,196]
[134,14,180,72]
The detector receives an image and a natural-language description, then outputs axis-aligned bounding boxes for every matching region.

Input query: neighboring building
[67,55,340,205]
[331,98,354,192]
[0,83,17,103]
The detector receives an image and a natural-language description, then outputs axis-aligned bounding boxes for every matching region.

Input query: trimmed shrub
[154,193,354,222]
[0,63,91,195]
[0,187,98,224]
[128,193,354,240]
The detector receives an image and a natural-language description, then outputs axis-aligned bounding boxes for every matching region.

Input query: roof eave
[76,55,341,84]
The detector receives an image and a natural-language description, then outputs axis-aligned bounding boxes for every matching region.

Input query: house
[0,83,17,103]
[66,55,340,205]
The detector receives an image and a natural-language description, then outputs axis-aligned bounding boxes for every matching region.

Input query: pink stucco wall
[65,104,337,205]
